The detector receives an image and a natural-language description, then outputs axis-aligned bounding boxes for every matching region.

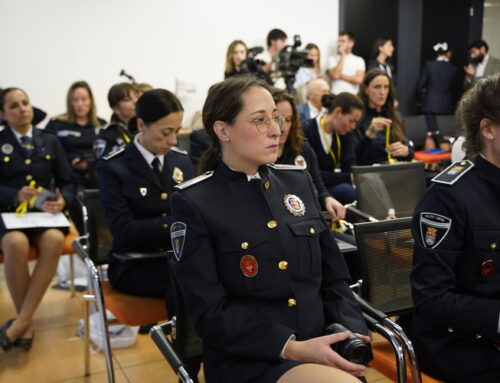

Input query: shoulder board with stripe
[175,171,213,190]
[102,147,125,160]
[432,160,474,185]
[171,146,188,155]
[267,163,303,170]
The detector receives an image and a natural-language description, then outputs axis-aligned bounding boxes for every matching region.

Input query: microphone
[119,69,136,83]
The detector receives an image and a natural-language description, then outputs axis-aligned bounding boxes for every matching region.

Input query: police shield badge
[420,212,452,249]
[294,155,307,169]
[170,221,187,261]
[283,194,306,216]
[139,187,147,196]
[93,139,106,159]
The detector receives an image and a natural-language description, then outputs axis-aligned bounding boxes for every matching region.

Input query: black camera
[325,323,372,366]
[275,34,314,93]
[239,47,273,85]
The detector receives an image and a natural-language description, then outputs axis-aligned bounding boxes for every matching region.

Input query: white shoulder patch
[100,123,112,130]
[171,146,188,155]
[267,163,303,171]
[432,160,474,185]
[175,171,213,190]
[102,147,125,160]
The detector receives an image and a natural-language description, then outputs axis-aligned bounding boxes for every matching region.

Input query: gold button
[267,220,277,229]
[26,174,33,181]
[264,181,270,190]
[475,334,482,339]
[45,154,51,160]
[162,213,168,217]
[25,158,31,165]
[241,242,249,250]
[162,223,169,229]
[3,156,9,163]
[161,193,168,200]
[278,261,288,270]
[309,227,315,235]
[287,298,297,307]
[447,327,454,333]
[491,243,497,250]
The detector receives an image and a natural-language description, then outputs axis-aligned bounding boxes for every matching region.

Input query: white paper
[1,212,70,230]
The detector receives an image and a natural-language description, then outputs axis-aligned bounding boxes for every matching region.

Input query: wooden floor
[0,258,393,383]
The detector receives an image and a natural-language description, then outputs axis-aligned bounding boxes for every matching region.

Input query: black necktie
[20,135,34,157]
[152,157,164,185]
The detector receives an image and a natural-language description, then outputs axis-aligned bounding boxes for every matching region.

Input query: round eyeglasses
[233,113,285,134]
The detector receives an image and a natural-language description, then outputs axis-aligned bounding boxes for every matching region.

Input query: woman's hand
[16,186,40,202]
[366,117,392,138]
[71,157,89,171]
[386,141,409,157]
[324,197,346,222]
[42,188,66,214]
[283,333,367,377]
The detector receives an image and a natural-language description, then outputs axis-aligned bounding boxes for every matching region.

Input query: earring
[224,138,230,143]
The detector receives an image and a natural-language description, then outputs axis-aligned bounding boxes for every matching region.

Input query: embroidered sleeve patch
[419,212,452,249]
[170,221,187,261]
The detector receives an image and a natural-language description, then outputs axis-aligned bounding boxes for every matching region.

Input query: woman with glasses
[0,88,75,352]
[273,88,346,221]
[302,92,364,205]
[170,77,369,383]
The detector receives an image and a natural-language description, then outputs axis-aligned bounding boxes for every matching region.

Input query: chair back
[354,217,414,316]
[78,189,113,266]
[436,114,460,137]
[352,162,427,221]
[403,115,427,149]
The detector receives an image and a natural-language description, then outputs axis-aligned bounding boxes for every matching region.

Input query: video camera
[275,34,314,93]
[239,47,273,85]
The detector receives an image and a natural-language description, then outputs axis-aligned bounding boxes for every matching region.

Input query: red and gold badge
[283,194,306,216]
[240,255,258,277]
[480,260,495,277]
[294,155,307,168]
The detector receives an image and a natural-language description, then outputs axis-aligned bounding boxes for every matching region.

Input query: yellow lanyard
[320,115,341,170]
[385,126,397,164]
[15,180,42,217]
[118,125,131,143]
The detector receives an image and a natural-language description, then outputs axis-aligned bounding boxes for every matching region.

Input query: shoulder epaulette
[432,160,474,185]
[101,123,113,130]
[171,146,188,155]
[267,163,303,171]
[175,171,213,190]
[102,147,125,160]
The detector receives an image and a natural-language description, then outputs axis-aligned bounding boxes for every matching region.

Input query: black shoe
[138,322,156,334]
[14,336,34,351]
[0,319,15,352]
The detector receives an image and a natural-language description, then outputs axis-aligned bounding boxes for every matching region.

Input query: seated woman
[46,81,106,189]
[94,82,139,159]
[96,89,193,312]
[411,74,500,382]
[170,77,369,383]
[357,68,414,165]
[302,93,364,205]
[272,88,345,221]
[0,88,75,352]
[224,40,248,79]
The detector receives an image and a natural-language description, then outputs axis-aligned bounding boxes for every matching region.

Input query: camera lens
[325,323,373,366]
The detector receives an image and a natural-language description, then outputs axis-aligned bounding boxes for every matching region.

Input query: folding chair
[73,189,168,383]
[150,254,203,383]
[351,162,427,221]
[403,115,427,150]
[353,217,443,383]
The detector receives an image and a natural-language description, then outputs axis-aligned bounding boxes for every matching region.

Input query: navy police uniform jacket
[94,116,133,160]
[0,126,75,235]
[411,156,500,382]
[46,118,106,188]
[97,142,193,285]
[170,161,367,383]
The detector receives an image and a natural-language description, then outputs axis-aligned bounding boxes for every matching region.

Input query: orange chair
[75,190,168,383]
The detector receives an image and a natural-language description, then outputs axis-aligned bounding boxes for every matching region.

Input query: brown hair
[359,68,405,143]
[321,92,364,115]
[107,82,137,108]
[57,81,100,127]
[198,76,272,174]
[305,43,321,75]
[272,88,304,155]
[458,74,500,158]
[224,40,248,75]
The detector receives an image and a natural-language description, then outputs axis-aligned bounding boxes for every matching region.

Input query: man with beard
[464,39,500,88]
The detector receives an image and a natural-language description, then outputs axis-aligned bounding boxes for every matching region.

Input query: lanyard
[320,115,341,170]
[15,180,42,217]
[385,126,397,164]
[118,125,131,143]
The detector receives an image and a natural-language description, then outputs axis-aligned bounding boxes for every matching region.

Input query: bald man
[297,78,331,123]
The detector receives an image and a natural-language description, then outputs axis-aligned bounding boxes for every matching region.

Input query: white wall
[483,0,500,58]
[0,0,339,127]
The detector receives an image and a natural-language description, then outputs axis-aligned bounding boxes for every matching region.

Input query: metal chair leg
[82,294,94,377]
[69,253,75,297]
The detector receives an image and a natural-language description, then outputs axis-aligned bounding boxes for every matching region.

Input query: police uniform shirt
[94,116,132,160]
[411,156,500,381]
[0,126,76,235]
[170,161,367,383]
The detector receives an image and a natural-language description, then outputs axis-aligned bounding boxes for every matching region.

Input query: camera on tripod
[275,34,314,93]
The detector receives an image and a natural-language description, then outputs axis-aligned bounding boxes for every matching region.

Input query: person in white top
[327,31,366,95]
[257,28,288,74]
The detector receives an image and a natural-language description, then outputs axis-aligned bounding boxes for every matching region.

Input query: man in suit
[464,39,500,88]
[297,78,330,124]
